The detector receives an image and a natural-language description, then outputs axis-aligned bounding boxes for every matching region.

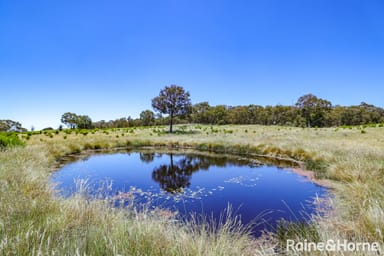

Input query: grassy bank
[1,124,384,255]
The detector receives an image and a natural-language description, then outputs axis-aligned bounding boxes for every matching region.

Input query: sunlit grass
[0,144,258,255]
[1,124,384,255]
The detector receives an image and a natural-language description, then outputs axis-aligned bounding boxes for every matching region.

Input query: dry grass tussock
[1,124,383,255]
[0,137,260,255]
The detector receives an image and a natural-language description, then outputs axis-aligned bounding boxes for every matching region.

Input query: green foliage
[61,112,78,129]
[61,112,93,129]
[223,129,233,134]
[76,115,93,129]
[69,94,384,130]
[0,132,25,149]
[64,129,72,134]
[191,96,384,128]
[295,94,332,128]
[140,110,155,126]
[305,159,328,179]
[152,85,192,133]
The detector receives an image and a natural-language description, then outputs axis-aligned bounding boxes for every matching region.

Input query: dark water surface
[51,150,327,235]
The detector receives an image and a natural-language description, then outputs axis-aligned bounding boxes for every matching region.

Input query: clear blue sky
[1,0,383,130]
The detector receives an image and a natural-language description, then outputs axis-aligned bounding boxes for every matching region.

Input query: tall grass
[0,141,259,255]
[2,124,384,255]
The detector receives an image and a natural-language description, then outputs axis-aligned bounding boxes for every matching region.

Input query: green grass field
[1,124,383,255]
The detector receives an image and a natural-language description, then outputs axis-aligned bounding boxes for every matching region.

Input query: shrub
[305,159,328,178]
[0,132,25,149]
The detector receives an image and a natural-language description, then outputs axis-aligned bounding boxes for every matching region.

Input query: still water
[51,150,327,235]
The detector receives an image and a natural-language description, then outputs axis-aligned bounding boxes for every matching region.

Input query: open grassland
[1,124,384,255]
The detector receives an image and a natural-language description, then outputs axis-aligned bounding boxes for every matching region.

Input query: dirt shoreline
[291,167,333,188]
[53,145,334,188]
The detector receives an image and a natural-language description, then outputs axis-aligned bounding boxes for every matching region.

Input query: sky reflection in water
[51,151,327,236]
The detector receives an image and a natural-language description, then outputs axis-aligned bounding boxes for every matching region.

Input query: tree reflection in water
[139,152,155,163]
[150,153,230,193]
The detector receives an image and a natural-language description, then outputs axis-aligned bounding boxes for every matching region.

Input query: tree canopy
[151,85,192,133]
[295,94,332,127]
[60,93,384,131]
[140,110,155,126]
[61,112,93,129]
[0,119,26,132]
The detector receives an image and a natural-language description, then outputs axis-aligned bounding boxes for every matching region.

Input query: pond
[51,149,327,236]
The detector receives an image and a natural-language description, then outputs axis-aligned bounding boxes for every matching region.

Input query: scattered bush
[0,132,25,149]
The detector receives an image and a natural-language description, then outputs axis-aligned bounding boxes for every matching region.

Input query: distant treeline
[92,94,384,129]
[2,94,384,132]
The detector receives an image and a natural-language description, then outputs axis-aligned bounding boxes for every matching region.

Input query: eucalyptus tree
[61,112,93,129]
[61,112,78,129]
[140,110,155,126]
[295,94,332,127]
[76,115,93,129]
[151,85,192,133]
[0,119,25,132]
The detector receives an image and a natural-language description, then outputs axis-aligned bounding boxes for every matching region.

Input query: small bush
[305,159,328,178]
[0,132,25,149]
